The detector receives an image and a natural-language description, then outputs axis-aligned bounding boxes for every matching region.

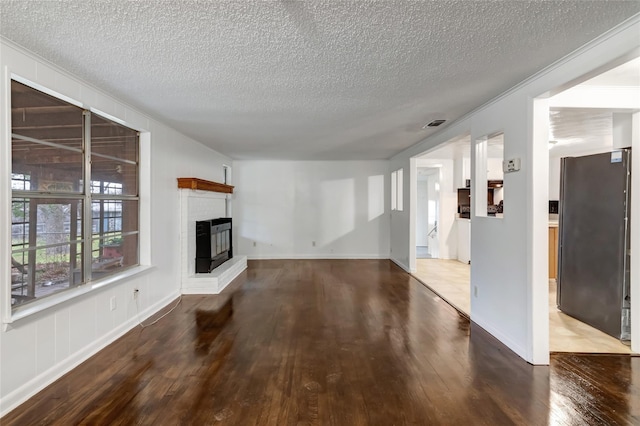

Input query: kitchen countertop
[455,217,558,225]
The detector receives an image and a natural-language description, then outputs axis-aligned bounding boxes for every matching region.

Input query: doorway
[538,56,639,354]
[411,55,640,355]
[412,134,473,315]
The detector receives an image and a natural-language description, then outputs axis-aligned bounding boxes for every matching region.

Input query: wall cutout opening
[474,132,504,218]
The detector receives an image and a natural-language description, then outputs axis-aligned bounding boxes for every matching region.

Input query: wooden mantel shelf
[177,178,234,194]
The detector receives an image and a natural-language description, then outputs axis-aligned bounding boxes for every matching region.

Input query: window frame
[391,171,397,210]
[3,76,150,326]
[396,168,404,211]
[391,168,404,211]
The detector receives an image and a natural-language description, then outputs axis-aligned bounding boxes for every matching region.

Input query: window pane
[11,173,31,190]
[11,198,29,247]
[90,114,138,162]
[37,200,84,244]
[397,168,404,211]
[11,198,84,309]
[90,159,138,196]
[90,198,139,280]
[11,242,83,309]
[11,81,84,193]
[91,114,138,196]
[391,171,397,210]
[91,199,138,236]
[91,233,138,280]
[11,198,83,249]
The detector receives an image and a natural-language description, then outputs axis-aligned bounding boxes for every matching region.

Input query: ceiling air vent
[422,119,446,129]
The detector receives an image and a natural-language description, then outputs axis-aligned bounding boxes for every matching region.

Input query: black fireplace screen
[195,218,233,273]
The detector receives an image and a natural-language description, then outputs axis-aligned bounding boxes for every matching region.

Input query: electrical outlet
[110,296,117,311]
[474,286,478,298]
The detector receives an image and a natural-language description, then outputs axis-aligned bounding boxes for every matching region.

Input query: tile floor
[413,258,633,354]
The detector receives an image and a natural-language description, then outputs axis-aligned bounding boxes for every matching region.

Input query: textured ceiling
[408,55,640,164]
[1,1,639,160]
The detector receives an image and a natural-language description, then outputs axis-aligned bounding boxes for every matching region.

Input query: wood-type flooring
[3,260,638,425]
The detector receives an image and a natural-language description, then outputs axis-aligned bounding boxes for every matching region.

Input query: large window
[10,81,139,310]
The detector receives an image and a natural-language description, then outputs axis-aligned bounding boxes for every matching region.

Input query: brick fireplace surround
[178,178,247,294]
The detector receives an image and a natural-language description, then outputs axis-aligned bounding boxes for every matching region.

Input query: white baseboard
[246,254,389,260]
[471,313,528,362]
[0,291,180,418]
[390,257,410,272]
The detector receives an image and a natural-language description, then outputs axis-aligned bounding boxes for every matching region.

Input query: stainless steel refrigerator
[557,149,631,341]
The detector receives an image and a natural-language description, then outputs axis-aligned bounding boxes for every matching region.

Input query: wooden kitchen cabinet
[548,226,558,279]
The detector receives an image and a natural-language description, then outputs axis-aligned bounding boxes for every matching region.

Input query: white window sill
[3,264,154,330]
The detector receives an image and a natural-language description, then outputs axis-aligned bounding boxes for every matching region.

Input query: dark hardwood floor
[3,260,638,425]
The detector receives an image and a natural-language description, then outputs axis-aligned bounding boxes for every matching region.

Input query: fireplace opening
[195,218,233,273]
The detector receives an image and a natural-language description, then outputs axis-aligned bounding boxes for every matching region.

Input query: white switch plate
[503,158,521,173]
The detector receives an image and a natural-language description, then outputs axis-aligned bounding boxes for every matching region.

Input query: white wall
[397,158,415,272]
[437,160,457,260]
[487,158,504,180]
[391,17,640,364]
[549,157,562,200]
[426,173,439,258]
[232,161,390,259]
[0,40,232,415]
[453,156,470,189]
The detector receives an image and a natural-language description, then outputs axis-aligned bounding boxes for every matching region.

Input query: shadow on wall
[320,178,355,244]
[237,166,389,256]
[318,174,386,247]
[368,175,385,221]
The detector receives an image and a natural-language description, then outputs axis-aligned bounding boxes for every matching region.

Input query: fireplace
[195,218,233,273]
[179,178,246,294]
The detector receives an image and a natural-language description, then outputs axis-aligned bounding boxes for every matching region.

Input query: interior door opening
[411,134,472,316]
[539,55,639,354]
